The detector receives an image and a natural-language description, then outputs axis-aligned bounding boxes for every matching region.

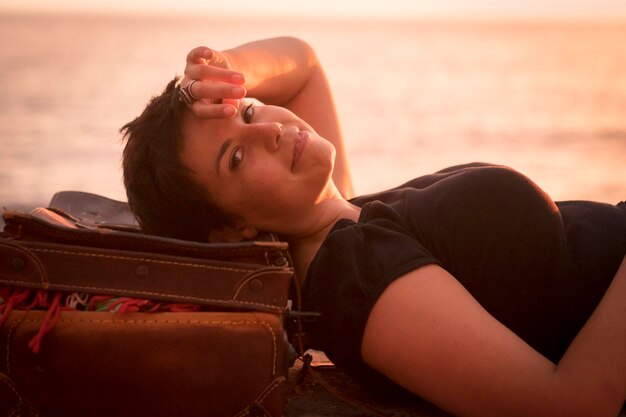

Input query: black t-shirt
[302,163,626,386]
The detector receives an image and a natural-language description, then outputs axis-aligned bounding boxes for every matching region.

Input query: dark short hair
[120,77,230,241]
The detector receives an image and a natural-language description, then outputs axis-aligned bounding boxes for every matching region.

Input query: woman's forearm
[554,254,626,415]
[223,37,354,198]
[222,37,317,106]
[362,257,626,417]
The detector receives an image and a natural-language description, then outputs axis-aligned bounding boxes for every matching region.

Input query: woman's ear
[208,224,259,243]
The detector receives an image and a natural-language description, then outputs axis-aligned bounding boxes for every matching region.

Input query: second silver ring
[186,80,199,101]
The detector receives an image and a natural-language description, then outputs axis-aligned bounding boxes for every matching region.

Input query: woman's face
[179,101,336,236]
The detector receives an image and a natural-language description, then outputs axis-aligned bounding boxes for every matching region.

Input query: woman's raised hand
[180,46,246,119]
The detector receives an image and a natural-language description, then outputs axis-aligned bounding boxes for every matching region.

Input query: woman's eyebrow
[215,138,232,176]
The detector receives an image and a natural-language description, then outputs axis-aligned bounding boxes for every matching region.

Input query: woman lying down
[121,36,626,417]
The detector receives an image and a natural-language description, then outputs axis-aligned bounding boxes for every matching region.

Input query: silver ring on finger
[187,80,199,100]
[178,80,198,106]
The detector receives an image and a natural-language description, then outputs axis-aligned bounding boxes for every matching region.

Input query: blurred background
[1,0,625,217]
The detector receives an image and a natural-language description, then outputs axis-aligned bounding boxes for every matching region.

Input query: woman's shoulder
[352,163,535,206]
[302,206,439,371]
[305,199,439,290]
[401,162,537,193]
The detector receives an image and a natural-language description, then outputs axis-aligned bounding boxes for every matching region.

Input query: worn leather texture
[0,195,294,417]
[2,209,291,268]
[0,310,288,417]
[1,211,292,313]
[49,190,139,230]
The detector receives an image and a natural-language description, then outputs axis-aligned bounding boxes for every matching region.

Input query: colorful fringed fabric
[0,286,201,353]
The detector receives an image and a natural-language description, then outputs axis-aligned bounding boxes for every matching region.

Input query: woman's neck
[286,197,361,284]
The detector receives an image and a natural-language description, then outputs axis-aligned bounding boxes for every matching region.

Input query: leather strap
[0,239,292,313]
[2,211,289,265]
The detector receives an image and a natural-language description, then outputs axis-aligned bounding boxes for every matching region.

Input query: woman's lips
[291,130,309,171]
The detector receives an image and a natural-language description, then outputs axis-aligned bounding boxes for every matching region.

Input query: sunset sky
[2,0,626,19]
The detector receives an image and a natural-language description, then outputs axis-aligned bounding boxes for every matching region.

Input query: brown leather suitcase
[0,192,294,417]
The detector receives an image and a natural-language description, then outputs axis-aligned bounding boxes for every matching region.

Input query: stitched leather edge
[0,241,49,286]
[0,370,42,417]
[4,313,285,417]
[5,321,21,377]
[3,215,288,254]
[232,269,292,303]
[233,376,286,417]
[31,247,256,273]
[0,371,22,404]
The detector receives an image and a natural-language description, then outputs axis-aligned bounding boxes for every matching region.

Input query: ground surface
[284,352,626,417]
[284,353,452,417]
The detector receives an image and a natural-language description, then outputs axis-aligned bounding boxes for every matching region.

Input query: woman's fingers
[185,63,245,85]
[182,47,245,119]
[188,80,246,102]
[184,46,245,84]
[185,80,243,119]
[186,46,213,64]
[192,101,239,118]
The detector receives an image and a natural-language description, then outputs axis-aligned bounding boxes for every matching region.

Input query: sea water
[0,13,625,213]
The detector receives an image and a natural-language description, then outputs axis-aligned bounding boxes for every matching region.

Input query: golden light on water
[0,12,624,209]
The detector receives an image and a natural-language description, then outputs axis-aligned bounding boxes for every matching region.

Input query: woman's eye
[243,103,254,123]
[230,148,244,170]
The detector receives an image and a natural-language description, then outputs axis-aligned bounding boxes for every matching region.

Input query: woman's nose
[246,122,282,150]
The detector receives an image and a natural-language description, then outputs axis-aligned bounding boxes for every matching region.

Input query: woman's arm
[362,256,626,417]
[181,37,353,198]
